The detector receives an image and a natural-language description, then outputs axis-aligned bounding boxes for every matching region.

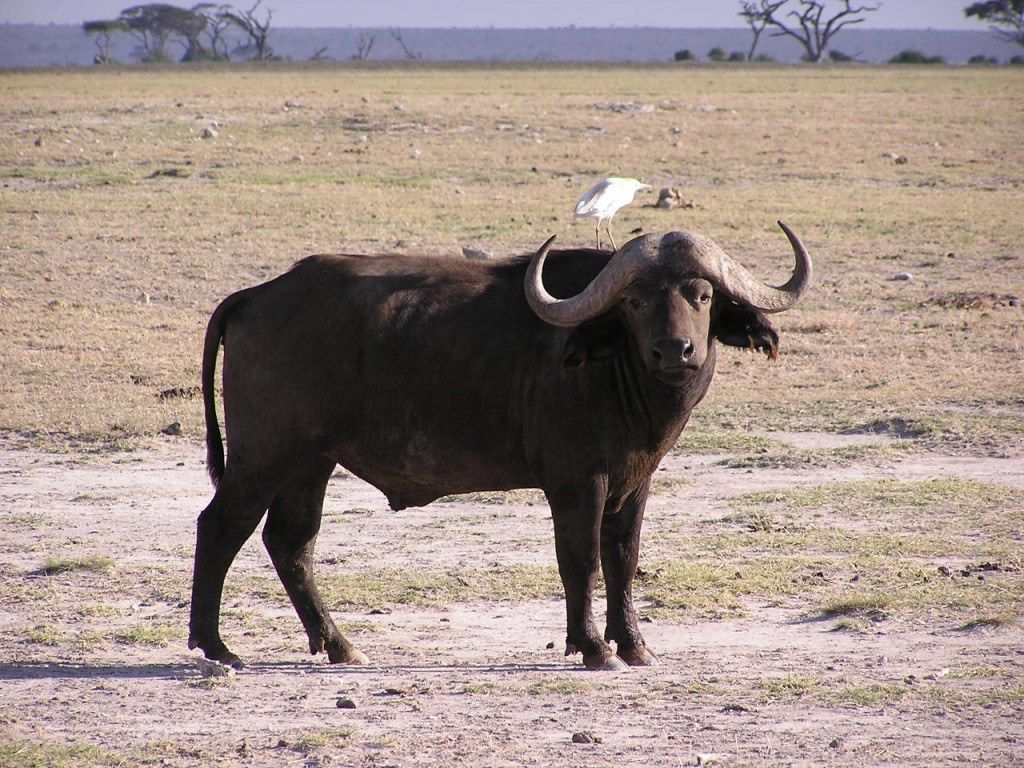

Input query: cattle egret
[573,177,650,250]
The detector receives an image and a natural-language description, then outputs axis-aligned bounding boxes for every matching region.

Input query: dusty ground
[1,64,1022,767]
[1,431,1021,767]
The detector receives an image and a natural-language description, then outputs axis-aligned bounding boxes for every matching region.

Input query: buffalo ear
[713,299,780,360]
[562,313,628,367]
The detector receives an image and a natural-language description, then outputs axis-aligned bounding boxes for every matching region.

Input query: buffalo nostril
[681,339,694,360]
[651,346,662,362]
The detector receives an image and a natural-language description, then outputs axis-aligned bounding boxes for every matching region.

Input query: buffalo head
[524,221,812,383]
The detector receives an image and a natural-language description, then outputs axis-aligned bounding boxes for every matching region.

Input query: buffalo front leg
[548,479,627,671]
[189,480,273,668]
[601,479,657,666]
[262,461,367,665]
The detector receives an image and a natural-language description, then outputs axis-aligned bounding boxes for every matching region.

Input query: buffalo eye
[699,293,711,304]
[627,297,645,310]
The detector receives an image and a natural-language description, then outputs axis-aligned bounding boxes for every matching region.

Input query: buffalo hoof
[207,649,245,670]
[617,647,658,667]
[327,645,369,666]
[583,652,630,672]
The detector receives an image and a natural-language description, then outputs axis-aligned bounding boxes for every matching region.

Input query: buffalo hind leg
[263,461,367,665]
[601,480,657,666]
[548,479,627,671]
[189,479,273,668]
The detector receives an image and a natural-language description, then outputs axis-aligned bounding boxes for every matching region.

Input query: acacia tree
[389,29,421,60]
[119,4,206,62]
[82,19,129,63]
[223,1,275,60]
[739,1,785,60]
[753,0,881,62]
[351,32,376,60]
[965,1,1024,48]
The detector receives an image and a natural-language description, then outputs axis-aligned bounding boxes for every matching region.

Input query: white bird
[573,177,651,250]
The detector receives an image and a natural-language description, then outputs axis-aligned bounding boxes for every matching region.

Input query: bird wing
[573,179,613,217]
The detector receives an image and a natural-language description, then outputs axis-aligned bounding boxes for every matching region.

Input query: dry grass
[0,64,1021,452]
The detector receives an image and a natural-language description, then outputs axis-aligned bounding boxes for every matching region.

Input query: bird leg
[605,222,618,251]
[595,225,602,250]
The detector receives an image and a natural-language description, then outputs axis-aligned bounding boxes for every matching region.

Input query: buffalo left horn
[524,234,657,327]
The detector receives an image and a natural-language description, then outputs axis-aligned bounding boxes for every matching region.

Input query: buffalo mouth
[653,363,700,384]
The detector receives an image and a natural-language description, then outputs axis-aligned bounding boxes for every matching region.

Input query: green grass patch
[0,742,119,768]
[291,727,356,752]
[759,675,820,698]
[673,430,779,455]
[39,556,114,576]
[818,593,894,621]
[114,621,178,647]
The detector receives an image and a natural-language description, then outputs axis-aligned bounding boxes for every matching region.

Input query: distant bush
[753,53,777,62]
[1010,55,1024,65]
[829,50,856,62]
[707,47,727,62]
[674,49,695,61]
[967,54,999,65]
[888,50,945,65]
[728,51,746,62]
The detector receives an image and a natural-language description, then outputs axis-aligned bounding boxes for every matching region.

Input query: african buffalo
[188,222,812,670]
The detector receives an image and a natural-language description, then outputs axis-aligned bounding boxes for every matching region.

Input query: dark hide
[188,247,784,670]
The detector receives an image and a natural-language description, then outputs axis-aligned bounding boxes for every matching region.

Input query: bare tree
[739,2,786,60]
[965,1,1024,48]
[191,3,233,59]
[389,29,421,60]
[223,1,274,60]
[756,0,881,62]
[82,19,128,64]
[309,45,329,61]
[351,33,376,60]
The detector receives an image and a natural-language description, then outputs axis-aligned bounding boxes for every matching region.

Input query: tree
[965,1,1024,48]
[748,0,881,62]
[119,4,206,62]
[389,29,421,60]
[223,1,275,60]
[351,32,376,60]
[708,46,727,61]
[82,19,128,64]
[190,3,234,60]
[739,1,785,61]
[674,49,695,61]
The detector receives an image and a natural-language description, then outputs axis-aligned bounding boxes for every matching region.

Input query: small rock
[161,422,182,436]
[1009,297,1022,308]
[360,96,370,103]
[545,641,555,649]
[30,212,40,220]
[202,126,218,139]
[894,155,909,164]
[34,136,43,147]
[462,246,492,261]
[829,737,844,748]
[139,291,151,304]
[237,740,250,757]
[938,565,952,577]
[892,272,913,281]
[696,753,725,765]
[197,657,235,678]
[336,696,357,709]
[411,148,421,160]
[882,151,898,160]
[571,731,601,744]
[284,100,300,108]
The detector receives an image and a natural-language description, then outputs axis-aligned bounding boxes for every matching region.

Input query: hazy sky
[0,0,982,30]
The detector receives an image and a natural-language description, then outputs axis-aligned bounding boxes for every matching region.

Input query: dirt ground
[1,431,1021,768]
[1,63,1022,767]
